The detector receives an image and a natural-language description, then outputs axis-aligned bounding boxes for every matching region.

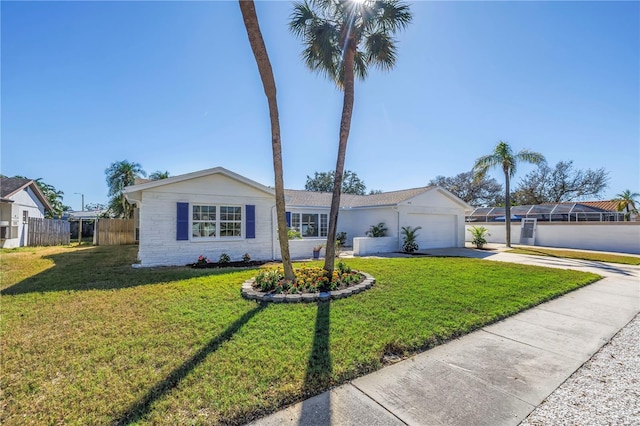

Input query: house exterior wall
[465,222,640,254]
[396,189,467,249]
[1,188,46,248]
[136,174,276,266]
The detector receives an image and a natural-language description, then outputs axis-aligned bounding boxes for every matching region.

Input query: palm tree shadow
[297,301,332,425]
[1,246,255,295]
[113,303,266,425]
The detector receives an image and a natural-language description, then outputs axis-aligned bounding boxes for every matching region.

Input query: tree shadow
[113,302,267,425]
[1,245,258,295]
[297,300,332,425]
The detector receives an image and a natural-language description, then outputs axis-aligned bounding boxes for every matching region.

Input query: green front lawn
[508,247,640,265]
[1,245,600,425]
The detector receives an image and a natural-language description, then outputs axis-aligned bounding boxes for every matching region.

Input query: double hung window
[192,205,241,239]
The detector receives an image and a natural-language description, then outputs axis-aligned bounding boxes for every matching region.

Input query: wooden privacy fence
[27,218,70,246]
[94,219,135,246]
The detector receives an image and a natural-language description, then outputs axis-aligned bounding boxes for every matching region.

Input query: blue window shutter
[285,211,291,228]
[246,205,256,239]
[176,202,189,241]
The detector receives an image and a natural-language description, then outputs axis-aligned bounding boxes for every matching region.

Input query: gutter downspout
[271,205,276,260]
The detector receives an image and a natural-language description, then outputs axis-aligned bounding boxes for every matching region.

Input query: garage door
[408,213,457,249]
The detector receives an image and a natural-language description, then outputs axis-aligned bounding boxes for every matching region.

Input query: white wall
[136,174,277,266]
[353,236,398,255]
[465,222,640,254]
[1,188,46,248]
[274,238,326,260]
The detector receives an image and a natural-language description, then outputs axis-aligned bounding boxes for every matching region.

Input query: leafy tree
[401,225,421,253]
[105,160,146,218]
[429,171,503,207]
[612,189,639,221]
[239,0,294,281]
[512,161,609,205]
[368,189,383,195]
[290,0,412,275]
[305,170,367,195]
[85,202,107,211]
[472,141,545,247]
[148,171,170,180]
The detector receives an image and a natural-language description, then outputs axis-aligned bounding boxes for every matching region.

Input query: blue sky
[2,0,638,211]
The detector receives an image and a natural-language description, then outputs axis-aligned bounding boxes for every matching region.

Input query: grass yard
[1,245,600,425]
[508,247,640,265]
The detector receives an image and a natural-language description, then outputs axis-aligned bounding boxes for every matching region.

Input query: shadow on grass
[295,300,332,425]
[1,245,260,295]
[114,302,267,425]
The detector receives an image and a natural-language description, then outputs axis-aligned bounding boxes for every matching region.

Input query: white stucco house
[1,177,52,248]
[123,167,472,267]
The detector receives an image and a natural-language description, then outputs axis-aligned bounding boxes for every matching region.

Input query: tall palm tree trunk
[239,0,294,280]
[324,38,356,275]
[504,167,512,248]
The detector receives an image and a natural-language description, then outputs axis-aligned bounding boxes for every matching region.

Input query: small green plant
[287,227,302,239]
[218,253,231,264]
[366,222,387,237]
[401,226,422,253]
[196,255,209,266]
[255,268,284,292]
[336,232,347,246]
[468,226,490,249]
[242,253,251,263]
[337,261,351,274]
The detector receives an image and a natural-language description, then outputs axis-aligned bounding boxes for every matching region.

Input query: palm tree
[290,0,412,275]
[105,160,146,219]
[239,0,295,281]
[613,189,639,221]
[472,141,545,247]
[149,170,170,180]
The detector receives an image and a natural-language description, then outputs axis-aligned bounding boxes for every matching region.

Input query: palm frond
[289,1,317,38]
[364,30,397,71]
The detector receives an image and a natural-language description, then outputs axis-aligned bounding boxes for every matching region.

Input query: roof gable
[124,167,275,200]
[0,177,52,211]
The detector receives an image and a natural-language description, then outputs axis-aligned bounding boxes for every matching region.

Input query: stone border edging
[241,271,376,303]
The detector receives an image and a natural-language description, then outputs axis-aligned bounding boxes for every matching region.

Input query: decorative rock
[302,293,317,302]
[330,291,343,299]
[272,294,286,303]
[285,294,302,303]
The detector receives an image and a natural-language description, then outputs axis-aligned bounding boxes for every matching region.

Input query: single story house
[1,177,52,248]
[123,167,472,267]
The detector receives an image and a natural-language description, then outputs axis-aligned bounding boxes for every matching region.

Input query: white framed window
[290,212,328,238]
[192,205,242,239]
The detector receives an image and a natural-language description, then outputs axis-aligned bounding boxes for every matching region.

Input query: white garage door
[408,213,457,249]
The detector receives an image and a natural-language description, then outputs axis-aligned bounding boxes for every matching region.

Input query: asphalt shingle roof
[283,187,434,208]
[0,177,32,199]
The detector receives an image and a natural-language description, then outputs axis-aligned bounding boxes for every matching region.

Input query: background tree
[472,141,545,247]
[239,0,294,281]
[305,170,367,195]
[612,189,639,220]
[14,176,67,218]
[148,171,170,180]
[429,171,503,207]
[85,202,107,211]
[105,160,146,218]
[512,161,609,205]
[290,0,412,275]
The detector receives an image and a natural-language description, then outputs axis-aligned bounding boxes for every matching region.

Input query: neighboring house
[0,177,52,248]
[124,167,472,267]
[467,200,627,223]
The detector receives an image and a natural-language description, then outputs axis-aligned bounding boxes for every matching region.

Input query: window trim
[191,204,244,241]
[288,212,329,238]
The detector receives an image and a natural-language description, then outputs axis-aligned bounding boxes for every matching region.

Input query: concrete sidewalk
[249,250,639,426]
